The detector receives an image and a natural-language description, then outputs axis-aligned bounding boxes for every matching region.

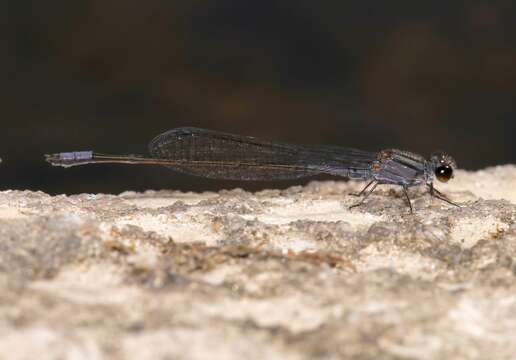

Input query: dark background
[4,1,516,195]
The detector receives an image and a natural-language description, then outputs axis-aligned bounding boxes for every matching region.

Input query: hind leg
[350,180,375,197]
[349,181,378,209]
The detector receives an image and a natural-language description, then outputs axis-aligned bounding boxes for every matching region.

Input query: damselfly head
[430,152,457,183]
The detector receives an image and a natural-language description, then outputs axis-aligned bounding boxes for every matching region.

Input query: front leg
[427,183,461,207]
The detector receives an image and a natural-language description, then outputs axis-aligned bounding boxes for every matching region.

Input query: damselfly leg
[427,183,460,207]
[349,181,378,210]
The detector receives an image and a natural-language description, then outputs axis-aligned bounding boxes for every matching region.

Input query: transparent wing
[148,127,376,180]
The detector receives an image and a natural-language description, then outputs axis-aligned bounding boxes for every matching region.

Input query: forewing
[148,127,375,180]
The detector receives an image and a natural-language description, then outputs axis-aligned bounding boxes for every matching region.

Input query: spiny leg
[350,180,375,197]
[402,186,413,214]
[349,182,378,209]
[427,183,460,207]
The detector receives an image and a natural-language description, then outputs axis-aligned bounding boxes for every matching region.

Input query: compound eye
[435,165,453,182]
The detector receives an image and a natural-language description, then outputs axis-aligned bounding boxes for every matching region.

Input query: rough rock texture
[1,165,515,359]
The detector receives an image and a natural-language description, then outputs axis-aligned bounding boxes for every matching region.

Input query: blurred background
[4,1,516,194]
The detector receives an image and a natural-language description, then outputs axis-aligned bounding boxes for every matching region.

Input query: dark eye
[435,165,453,182]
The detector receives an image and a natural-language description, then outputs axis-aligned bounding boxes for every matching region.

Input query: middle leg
[402,186,413,214]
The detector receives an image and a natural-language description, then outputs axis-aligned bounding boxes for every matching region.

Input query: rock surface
[1,165,515,359]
